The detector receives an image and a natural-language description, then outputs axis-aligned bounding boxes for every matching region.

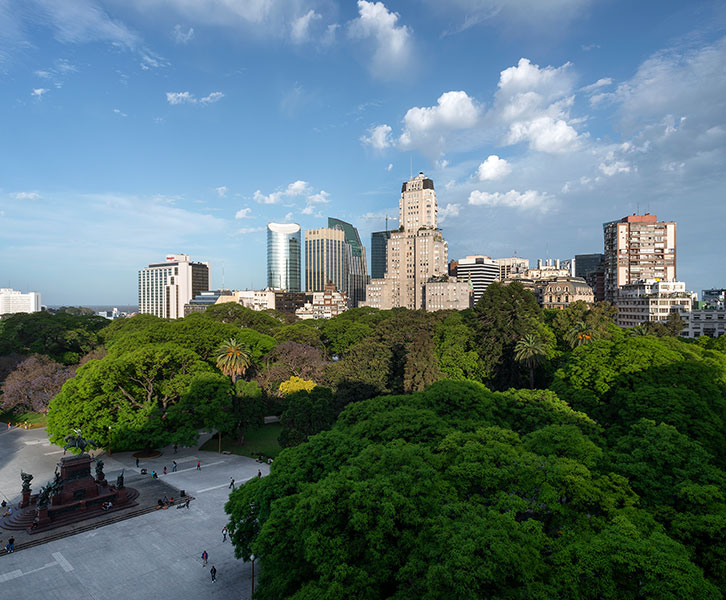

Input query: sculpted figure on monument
[95,459,105,479]
[21,471,33,493]
[63,429,98,454]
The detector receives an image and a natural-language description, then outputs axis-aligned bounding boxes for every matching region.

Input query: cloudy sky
[1,0,724,304]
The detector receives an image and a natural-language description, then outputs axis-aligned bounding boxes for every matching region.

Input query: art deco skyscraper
[267,222,302,292]
[363,173,448,310]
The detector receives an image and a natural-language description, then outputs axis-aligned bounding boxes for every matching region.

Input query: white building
[296,282,348,320]
[234,289,277,311]
[682,310,726,338]
[138,254,211,319]
[0,288,41,316]
[423,276,473,312]
[455,256,499,305]
[614,279,693,328]
[495,257,529,280]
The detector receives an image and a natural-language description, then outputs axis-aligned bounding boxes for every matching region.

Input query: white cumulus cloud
[291,10,321,43]
[468,189,553,212]
[348,1,412,79]
[361,124,393,149]
[31,88,48,97]
[235,207,252,219]
[166,91,224,105]
[438,203,460,223]
[216,186,227,197]
[254,180,311,205]
[13,192,42,201]
[476,155,512,180]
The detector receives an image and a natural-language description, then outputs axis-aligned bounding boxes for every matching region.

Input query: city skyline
[1,1,724,304]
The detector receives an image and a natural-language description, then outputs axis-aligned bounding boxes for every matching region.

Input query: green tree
[278,386,336,448]
[514,334,548,389]
[216,338,252,383]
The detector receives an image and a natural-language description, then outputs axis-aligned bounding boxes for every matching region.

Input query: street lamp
[250,554,255,598]
[108,426,112,456]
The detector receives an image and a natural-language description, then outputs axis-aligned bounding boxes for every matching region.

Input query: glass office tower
[267,222,301,292]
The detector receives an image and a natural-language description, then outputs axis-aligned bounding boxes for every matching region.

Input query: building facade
[363,173,448,310]
[614,279,692,328]
[702,288,726,310]
[296,282,349,320]
[370,230,395,279]
[138,254,210,319]
[534,277,594,310]
[603,214,676,302]
[455,255,499,305]
[305,227,347,294]
[183,290,233,316]
[575,253,604,279]
[0,288,41,316]
[328,218,368,307]
[682,309,726,338]
[495,257,529,280]
[267,222,302,292]
[423,276,473,312]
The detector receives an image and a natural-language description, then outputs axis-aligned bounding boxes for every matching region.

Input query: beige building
[296,282,348,320]
[424,276,473,312]
[682,309,726,338]
[234,289,277,311]
[615,279,692,328]
[495,257,529,280]
[534,277,594,310]
[603,214,676,302]
[363,173,448,310]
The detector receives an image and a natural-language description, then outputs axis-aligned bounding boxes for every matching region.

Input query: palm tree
[514,334,548,389]
[216,339,251,384]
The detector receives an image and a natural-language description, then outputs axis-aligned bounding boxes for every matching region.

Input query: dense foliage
[226,380,725,599]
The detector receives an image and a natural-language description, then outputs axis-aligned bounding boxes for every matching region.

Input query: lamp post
[250,554,255,598]
[108,426,112,456]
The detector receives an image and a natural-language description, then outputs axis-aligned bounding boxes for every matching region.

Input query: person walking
[201,550,208,566]
[163,466,167,475]
[185,498,190,509]
[222,526,228,542]
[210,566,217,583]
[173,444,178,453]
[257,469,262,478]
[135,458,139,468]
[196,461,201,471]
[228,477,235,489]
[172,461,177,472]
[6,536,15,553]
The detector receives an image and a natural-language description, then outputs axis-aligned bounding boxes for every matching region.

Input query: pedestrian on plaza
[185,498,190,509]
[257,469,262,478]
[210,566,217,582]
[135,458,139,468]
[196,461,201,470]
[163,466,167,475]
[229,477,235,489]
[202,550,208,566]
[222,526,228,542]
[172,461,177,472]
[6,536,15,553]
[173,444,178,453]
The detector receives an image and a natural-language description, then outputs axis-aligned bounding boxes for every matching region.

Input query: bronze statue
[21,471,33,493]
[95,459,105,479]
[37,484,51,508]
[63,429,98,454]
[116,469,125,490]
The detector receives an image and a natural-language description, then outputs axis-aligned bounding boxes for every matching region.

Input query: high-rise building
[0,288,41,315]
[267,223,302,292]
[371,230,395,279]
[455,256,499,305]
[614,279,692,328]
[328,217,369,307]
[305,227,347,294]
[138,254,210,319]
[363,173,448,310]
[575,253,604,279]
[603,214,676,302]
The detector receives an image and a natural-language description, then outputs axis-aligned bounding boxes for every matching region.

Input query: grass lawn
[0,410,47,428]
[200,423,283,459]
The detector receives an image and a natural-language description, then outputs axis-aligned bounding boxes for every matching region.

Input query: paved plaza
[0,425,268,599]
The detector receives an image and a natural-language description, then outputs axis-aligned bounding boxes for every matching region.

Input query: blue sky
[1,0,724,305]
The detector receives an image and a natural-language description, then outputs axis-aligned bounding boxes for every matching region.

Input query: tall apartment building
[455,256,499,305]
[0,288,41,315]
[267,222,302,292]
[496,257,529,280]
[363,173,448,310]
[371,230,395,279]
[328,218,368,307]
[138,254,210,319]
[603,214,676,302]
[305,227,347,294]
